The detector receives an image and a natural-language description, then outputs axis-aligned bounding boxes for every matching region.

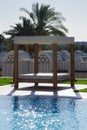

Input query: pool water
[0,96,87,130]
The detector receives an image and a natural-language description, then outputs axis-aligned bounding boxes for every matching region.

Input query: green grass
[0,78,86,86]
[0,77,13,86]
[63,79,87,92]
[63,80,87,84]
[0,78,87,92]
[78,88,87,92]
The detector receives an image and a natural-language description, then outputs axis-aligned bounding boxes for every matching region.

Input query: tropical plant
[20,2,68,36]
[0,34,4,43]
[0,34,5,52]
[4,3,68,52]
[4,18,35,38]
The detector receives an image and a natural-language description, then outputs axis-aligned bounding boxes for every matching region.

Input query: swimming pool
[0,96,87,130]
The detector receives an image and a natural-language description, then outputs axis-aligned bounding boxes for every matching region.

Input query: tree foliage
[20,2,68,36]
[4,18,35,38]
[5,2,68,38]
[4,3,68,52]
[0,34,4,43]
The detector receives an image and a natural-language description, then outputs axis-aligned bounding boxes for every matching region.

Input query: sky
[0,0,87,42]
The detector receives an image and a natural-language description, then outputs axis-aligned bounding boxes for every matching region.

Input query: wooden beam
[70,44,75,87]
[14,45,18,89]
[52,43,57,88]
[34,44,39,86]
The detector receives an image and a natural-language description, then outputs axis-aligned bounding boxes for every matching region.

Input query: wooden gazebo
[14,36,75,89]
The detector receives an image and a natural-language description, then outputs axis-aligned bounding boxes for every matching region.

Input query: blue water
[0,96,87,130]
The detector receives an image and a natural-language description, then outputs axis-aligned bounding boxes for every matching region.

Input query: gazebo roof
[14,36,74,45]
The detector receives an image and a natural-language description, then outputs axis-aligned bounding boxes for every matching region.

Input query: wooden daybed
[14,36,75,89]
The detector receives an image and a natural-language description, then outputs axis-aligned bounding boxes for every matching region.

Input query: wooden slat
[14,45,18,89]
[18,78,52,83]
[70,44,75,87]
[18,78,70,83]
[34,44,39,73]
[52,43,57,88]
[34,44,39,86]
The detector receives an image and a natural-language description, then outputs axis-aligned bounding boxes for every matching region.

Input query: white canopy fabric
[14,36,74,45]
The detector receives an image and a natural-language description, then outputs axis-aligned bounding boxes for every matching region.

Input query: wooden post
[70,44,75,87]
[52,43,57,88]
[14,44,18,89]
[34,44,39,86]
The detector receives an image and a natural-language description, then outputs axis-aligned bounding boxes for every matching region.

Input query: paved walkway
[0,83,87,99]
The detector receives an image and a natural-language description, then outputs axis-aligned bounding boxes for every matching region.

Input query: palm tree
[4,18,35,38]
[20,2,68,36]
[4,3,68,52]
[0,34,4,43]
[0,34,5,52]
[4,18,36,52]
[5,2,68,37]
